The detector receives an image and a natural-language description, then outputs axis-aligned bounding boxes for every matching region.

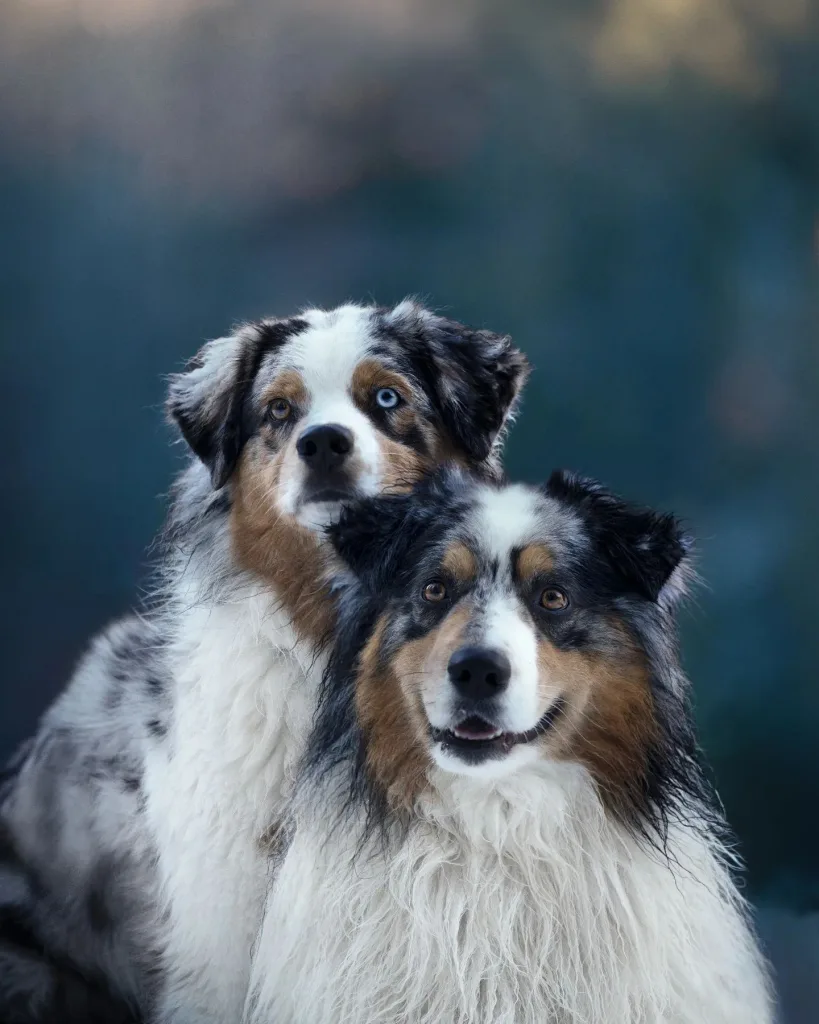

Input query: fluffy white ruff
[247,764,772,1024]
[144,590,321,1024]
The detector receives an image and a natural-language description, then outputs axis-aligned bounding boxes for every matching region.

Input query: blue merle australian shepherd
[246,470,773,1024]
[0,301,528,1024]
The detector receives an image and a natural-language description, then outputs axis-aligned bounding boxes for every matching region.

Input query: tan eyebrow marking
[350,358,415,406]
[440,541,478,586]
[516,544,555,584]
[260,369,309,408]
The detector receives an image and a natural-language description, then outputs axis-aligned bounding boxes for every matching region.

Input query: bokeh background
[1,0,818,1017]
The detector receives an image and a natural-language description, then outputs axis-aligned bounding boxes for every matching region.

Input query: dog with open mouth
[246,469,773,1024]
[0,301,528,1024]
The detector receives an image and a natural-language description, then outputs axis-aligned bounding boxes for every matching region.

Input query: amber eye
[268,399,292,421]
[422,581,447,603]
[540,588,569,611]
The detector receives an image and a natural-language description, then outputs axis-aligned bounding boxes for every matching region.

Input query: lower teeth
[454,731,502,741]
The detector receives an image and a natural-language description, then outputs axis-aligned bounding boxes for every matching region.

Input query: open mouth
[430,701,564,762]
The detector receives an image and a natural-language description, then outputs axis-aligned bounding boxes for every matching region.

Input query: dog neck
[249,759,770,1024]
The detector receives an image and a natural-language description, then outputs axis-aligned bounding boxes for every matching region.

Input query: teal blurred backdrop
[1,0,818,1017]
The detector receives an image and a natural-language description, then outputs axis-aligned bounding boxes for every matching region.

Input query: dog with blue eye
[0,301,528,1024]
[246,469,773,1024]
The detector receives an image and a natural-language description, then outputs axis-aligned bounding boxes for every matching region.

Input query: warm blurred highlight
[1,1,818,1019]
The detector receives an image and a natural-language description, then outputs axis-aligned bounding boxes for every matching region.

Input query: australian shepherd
[0,302,528,1023]
[247,470,773,1024]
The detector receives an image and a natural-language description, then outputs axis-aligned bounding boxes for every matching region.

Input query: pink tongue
[453,716,500,740]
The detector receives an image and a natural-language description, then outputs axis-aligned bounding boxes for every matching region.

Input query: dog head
[325,470,696,831]
[167,301,528,531]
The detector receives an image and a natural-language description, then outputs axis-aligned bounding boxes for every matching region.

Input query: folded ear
[385,304,529,478]
[168,317,309,489]
[546,470,692,604]
[429,321,529,476]
[166,333,250,490]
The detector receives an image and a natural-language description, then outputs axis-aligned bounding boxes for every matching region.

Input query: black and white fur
[246,470,774,1024]
[0,302,527,1023]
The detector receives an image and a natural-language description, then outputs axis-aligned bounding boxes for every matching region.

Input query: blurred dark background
[1,0,817,1017]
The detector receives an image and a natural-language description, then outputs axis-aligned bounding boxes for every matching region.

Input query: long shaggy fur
[0,301,526,1024]
[246,471,774,1024]
[250,772,770,1024]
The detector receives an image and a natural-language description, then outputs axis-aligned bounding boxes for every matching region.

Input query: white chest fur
[143,592,322,1024]
[247,765,772,1024]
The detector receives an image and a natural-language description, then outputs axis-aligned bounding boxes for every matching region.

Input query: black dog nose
[296,424,354,472]
[447,646,511,701]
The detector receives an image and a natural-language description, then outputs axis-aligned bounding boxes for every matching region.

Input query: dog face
[328,471,692,819]
[167,301,528,531]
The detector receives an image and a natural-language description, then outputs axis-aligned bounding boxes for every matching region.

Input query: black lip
[301,487,356,504]
[430,701,565,763]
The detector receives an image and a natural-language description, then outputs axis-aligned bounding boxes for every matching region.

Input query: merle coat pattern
[0,301,528,1024]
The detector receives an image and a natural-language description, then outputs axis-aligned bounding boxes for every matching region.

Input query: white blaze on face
[474,483,541,563]
[480,593,541,732]
[426,485,556,778]
[271,306,385,526]
[471,486,569,732]
[421,591,543,737]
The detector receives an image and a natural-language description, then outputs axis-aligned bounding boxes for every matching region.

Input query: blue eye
[375,387,400,409]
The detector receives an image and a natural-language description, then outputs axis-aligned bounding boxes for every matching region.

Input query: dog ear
[168,318,307,489]
[385,304,529,477]
[428,320,529,476]
[328,470,470,593]
[545,470,692,604]
[166,333,251,490]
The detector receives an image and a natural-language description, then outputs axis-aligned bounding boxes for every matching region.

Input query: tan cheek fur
[536,629,657,821]
[349,358,461,491]
[377,435,431,493]
[230,437,335,644]
[357,605,472,811]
